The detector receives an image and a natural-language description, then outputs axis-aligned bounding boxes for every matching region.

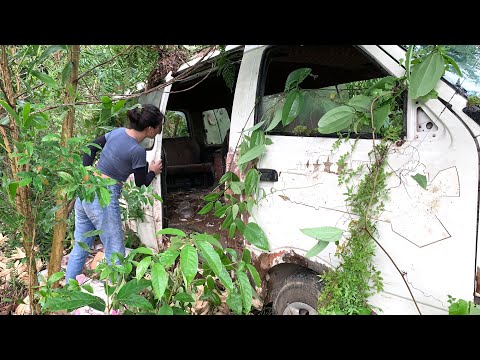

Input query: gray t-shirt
[96,127,147,182]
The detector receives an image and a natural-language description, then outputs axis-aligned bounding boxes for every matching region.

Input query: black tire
[272,270,323,315]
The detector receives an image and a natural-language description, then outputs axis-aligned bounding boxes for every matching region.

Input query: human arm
[133,160,162,187]
[83,135,107,166]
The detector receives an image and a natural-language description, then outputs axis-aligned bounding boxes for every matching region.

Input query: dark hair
[127,104,164,131]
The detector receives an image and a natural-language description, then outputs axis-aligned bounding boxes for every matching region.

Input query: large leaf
[237,270,252,314]
[282,89,304,126]
[31,70,58,89]
[117,278,150,300]
[226,292,243,315]
[284,68,311,92]
[135,256,152,280]
[180,245,198,287]
[245,169,259,197]
[265,105,283,132]
[305,241,329,258]
[0,99,19,123]
[373,103,390,131]
[195,239,233,291]
[300,226,343,242]
[121,294,153,310]
[151,262,169,299]
[318,106,355,134]
[158,249,180,267]
[405,45,414,81]
[246,264,261,287]
[243,222,269,251]
[192,233,223,249]
[410,52,445,99]
[348,95,372,112]
[237,144,266,166]
[44,290,105,312]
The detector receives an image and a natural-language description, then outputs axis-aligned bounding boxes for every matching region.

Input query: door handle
[258,168,278,182]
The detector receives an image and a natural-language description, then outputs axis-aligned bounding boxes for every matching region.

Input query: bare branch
[364,227,422,315]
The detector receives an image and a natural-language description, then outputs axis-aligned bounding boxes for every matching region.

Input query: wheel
[272,271,323,315]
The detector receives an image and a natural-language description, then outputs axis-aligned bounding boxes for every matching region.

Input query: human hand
[150,159,162,175]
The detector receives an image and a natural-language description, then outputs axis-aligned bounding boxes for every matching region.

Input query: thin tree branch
[363,227,422,315]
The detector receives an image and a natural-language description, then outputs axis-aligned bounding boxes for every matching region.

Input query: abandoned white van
[131,45,480,315]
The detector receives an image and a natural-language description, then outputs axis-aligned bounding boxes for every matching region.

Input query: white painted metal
[135,73,173,252]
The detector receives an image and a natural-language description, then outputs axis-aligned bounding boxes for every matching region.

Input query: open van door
[133,73,172,251]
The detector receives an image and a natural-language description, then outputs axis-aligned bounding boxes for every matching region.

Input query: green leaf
[265,105,283,132]
[243,120,266,132]
[318,106,355,134]
[218,171,232,184]
[135,256,152,280]
[243,222,269,251]
[180,245,198,287]
[18,177,32,187]
[226,292,243,314]
[405,45,414,81]
[47,271,65,285]
[174,292,195,303]
[410,52,445,99]
[113,100,126,114]
[195,239,233,291]
[285,68,311,92]
[121,294,153,310]
[61,62,73,85]
[151,263,168,299]
[158,304,174,315]
[156,228,186,237]
[417,89,438,103]
[449,299,469,315]
[192,233,223,249]
[0,99,19,123]
[99,187,111,206]
[57,171,74,182]
[76,242,91,252]
[41,133,61,142]
[282,89,304,126]
[126,246,154,259]
[237,270,252,314]
[117,278,150,300]
[8,182,18,202]
[237,144,266,166]
[373,103,390,131]
[22,102,31,124]
[203,192,220,202]
[44,291,105,312]
[37,45,67,63]
[158,249,180,267]
[241,248,251,263]
[228,222,237,238]
[443,54,462,77]
[348,95,372,112]
[0,115,9,126]
[300,226,343,242]
[198,201,213,215]
[246,264,261,287]
[31,70,58,89]
[245,168,259,197]
[411,173,427,189]
[230,181,243,195]
[305,241,329,258]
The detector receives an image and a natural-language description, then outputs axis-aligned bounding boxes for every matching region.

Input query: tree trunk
[48,45,80,283]
[0,46,38,312]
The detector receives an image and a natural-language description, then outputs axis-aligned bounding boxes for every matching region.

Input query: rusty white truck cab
[134,45,480,315]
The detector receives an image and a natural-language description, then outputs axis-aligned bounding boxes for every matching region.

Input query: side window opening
[257,45,405,137]
[202,108,231,145]
[163,111,189,138]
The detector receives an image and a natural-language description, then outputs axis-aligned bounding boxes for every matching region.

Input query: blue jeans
[65,183,124,282]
